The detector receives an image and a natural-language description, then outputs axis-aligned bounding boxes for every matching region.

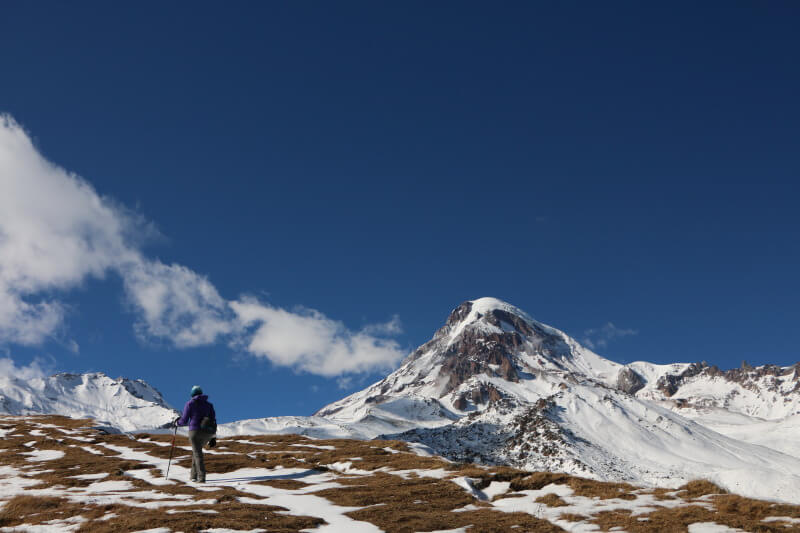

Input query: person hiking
[175,385,217,483]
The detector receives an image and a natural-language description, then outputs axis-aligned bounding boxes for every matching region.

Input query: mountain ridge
[3,297,800,503]
[0,370,178,432]
[310,297,800,502]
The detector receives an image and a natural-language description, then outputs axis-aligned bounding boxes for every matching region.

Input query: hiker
[175,385,217,483]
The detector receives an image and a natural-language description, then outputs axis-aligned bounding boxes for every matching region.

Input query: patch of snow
[483,481,510,499]
[688,523,747,533]
[406,442,438,457]
[763,516,800,524]
[391,468,450,480]
[323,461,381,476]
[22,449,65,461]
[201,529,266,533]
[291,443,336,450]
[70,473,108,480]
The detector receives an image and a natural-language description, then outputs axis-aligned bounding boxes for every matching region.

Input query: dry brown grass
[712,493,800,521]
[316,471,564,532]
[566,477,638,500]
[677,479,728,498]
[589,498,800,533]
[254,478,310,490]
[509,471,570,491]
[74,503,324,533]
[559,512,590,522]
[650,487,679,500]
[4,415,800,533]
[0,495,323,533]
[316,471,474,509]
[492,491,527,501]
[349,506,564,532]
[296,438,455,473]
[0,495,70,526]
[536,493,568,507]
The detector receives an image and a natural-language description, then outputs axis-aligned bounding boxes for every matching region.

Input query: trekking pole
[165,421,178,480]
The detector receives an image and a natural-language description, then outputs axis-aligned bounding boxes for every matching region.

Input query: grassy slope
[0,415,799,532]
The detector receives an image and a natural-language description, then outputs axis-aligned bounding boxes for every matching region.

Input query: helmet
[190,385,203,397]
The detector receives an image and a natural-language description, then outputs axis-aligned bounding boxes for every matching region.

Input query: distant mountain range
[3,297,800,503]
[0,371,177,432]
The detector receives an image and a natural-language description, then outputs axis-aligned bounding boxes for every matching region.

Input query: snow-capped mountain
[6,297,800,503]
[0,371,178,432]
[313,297,800,502]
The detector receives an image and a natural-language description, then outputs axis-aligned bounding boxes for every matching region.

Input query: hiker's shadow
[206,469,321,484]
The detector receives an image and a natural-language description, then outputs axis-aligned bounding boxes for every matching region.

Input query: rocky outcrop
[653,361,800,398]
[656,362,706,397]
[616,367,645,395]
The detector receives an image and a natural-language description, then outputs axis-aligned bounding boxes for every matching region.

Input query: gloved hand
[208,438,217,448]
[174,417,181,427]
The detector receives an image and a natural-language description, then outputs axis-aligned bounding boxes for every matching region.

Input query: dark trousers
[188,429,214,481]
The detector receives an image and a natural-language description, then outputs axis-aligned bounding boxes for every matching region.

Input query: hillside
[0,371,177,432]
[2,415,800,532]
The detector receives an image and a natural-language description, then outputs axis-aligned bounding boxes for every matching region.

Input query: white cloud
[121,259,234,347]
[0,114,406,377]
[582,322,638,350]
[336,376,353,390]
[0,290,65,346]
[231,298,405,377]
[0,356,49,381]
[361,315,403,336]
[0,115,136,344]
[66,339,80,354]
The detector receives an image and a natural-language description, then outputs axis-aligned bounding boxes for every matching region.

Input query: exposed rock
[656,362,706,397]
[446,301,473,327]
[453,394,468,411]
[616,367,645,395]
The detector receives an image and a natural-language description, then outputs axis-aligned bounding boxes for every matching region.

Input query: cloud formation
[582,322,638,350]
[232,299,403,377]
[0,115,406,377]
[0,357,48,381]
[122,260,234,348]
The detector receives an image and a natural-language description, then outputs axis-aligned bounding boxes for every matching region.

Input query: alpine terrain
[3,298,800,505]
[311,298,800,503]
[0,371,177,432]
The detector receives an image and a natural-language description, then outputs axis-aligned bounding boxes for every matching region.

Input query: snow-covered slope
[311,297,800,503]
[0,371,177,432]
[217,415,364,439]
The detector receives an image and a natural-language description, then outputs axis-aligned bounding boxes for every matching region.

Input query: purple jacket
[177,394,216,432]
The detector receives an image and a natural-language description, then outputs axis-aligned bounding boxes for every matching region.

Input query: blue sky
[1,2,798,422]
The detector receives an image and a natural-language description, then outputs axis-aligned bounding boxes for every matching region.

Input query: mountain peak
[447,298,531,324]
[444,297,541,342]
